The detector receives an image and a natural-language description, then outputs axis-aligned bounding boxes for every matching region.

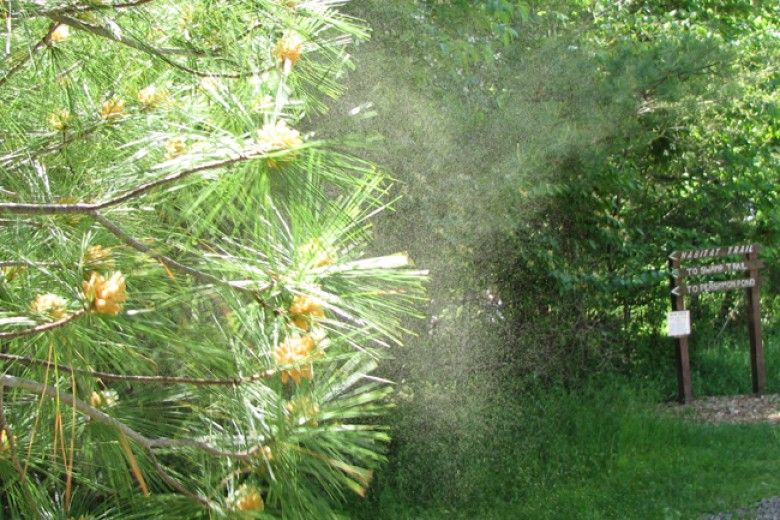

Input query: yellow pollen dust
[137,85,168,108]
[272,32,304,65]
[256,120,302,152]
[299,238,336,268]
[100,97,125,120]
[286,396,320,426]
[234,485,264,512]
[89,389,118,408]
[89,391,102,408]
[49,109,71,131]
[288,294,325,331]
[82,271,127,316]
[274,335,318,384]
[261,445,272,460]
[164,137,187,159]
[84,245,115,268]
[0,430,14,452]
[50,24,70,43]
[30,293,68,319]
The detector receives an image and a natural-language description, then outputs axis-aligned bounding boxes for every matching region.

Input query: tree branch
[93,212,269,297]
[0,219,43,226]
[0,122,104,172]
[0,387,40,519]
[48,13,252,79]
[8,0,159,19]
[0,310,86,341]
[0,375,223,508]
[146,448,211,507]
[0,22,56,88]
[0,352,276,387]
[0,374,267,460]
[0,150,262,215]
[0,260,58,268]
[56,0,158,13]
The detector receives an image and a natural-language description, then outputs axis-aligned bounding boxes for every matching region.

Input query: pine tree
[0,1,424,517]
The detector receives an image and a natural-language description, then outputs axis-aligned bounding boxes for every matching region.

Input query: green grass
[690,331,780,397]
[347,335,780,519]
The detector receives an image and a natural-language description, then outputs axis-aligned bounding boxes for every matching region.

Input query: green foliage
[324,0,780,516]
[510,0,780,375]
[351,0,780,380]
[0,1,424,518]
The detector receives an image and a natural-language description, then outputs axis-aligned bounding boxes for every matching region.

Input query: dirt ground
[664,393,780,424]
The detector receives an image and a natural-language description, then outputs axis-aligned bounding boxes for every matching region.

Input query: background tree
[0,1,424,518]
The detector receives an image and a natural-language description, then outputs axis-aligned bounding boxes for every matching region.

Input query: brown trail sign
[674,260,763,278]
[671,277,757,296]
[668,244,764,404]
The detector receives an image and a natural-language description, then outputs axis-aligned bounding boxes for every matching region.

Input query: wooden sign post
[668,244,764,404]
[668,253,693,404]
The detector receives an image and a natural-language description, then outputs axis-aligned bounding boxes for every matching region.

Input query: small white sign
[667,311,691,337]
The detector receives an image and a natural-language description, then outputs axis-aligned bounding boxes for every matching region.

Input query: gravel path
[704,497,780,519]
[663,394,780,424]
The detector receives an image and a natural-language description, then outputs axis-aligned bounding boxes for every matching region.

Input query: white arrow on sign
[671,278,757,297]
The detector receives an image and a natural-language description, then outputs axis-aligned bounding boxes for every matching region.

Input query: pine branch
[8,1,159,19]
[0,374,268,460]
[0,122,104,172]
[0,310,86,340]
[53,0,159,14]
[0,1,414,514]
[47,13,256,79]
[0,260,58,268]
[93,212,272,296]
[0,352,276,387]
[146,449,212,507]
[0,375,215,508]
[0,387,40,519]
[0,21,56,88]
[99,0,158,9]
[0,149,264,215]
